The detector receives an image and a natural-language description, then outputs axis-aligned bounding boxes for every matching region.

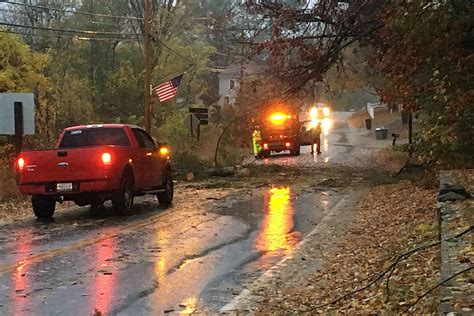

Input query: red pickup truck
[15,124,173,219]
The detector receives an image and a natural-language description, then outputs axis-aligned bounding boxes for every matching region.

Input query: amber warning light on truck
[269,112,292,125]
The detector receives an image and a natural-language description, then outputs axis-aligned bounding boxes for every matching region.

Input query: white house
[216,62,263,106]
[217,65,242,106]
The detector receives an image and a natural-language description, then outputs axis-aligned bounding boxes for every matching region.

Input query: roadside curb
[220,189,367,314]
[437,170,473,315]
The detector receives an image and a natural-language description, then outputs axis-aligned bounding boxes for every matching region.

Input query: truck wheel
[112,176,134,215]
[157,171,173,206]
[89,198,104,217]
[290,146,301,156]
[32,195,56,219]
[295,146,301,156]
[261,150,270,158]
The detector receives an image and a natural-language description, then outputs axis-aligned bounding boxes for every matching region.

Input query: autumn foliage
[370,1,474,168]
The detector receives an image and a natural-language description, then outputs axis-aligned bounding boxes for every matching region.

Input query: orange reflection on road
[256,187,295,255]
[179,296,197,314]
[91,238,116,315]
[11,232,32,316]
[155,226,168,283]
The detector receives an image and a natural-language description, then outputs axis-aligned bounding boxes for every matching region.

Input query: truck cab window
[59,128,130,148]
[132,129,155,149]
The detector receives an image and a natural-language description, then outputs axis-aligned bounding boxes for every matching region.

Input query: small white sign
[0,93,35,135]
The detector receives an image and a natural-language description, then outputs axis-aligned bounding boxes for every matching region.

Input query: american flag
[155,74,183,102]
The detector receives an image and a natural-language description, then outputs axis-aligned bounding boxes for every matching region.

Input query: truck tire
[89,198,104,217]
[290,146,301,156]
[157,170,173,206]
[261,150,270,158]
[32,195,56,219]
[112,176,134,215]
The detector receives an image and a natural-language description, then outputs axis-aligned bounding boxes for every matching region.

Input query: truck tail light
[101,152,112,165]
[263,143,268,150]
[17,157,25,172]
[285,142,291,147]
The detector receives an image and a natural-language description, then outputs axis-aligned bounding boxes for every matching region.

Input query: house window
[230,79,235,89]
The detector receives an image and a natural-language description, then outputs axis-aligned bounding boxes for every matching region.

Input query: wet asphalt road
[0,113,392,315]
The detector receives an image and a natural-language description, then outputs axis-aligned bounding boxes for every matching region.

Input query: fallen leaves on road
[256,180,439,314]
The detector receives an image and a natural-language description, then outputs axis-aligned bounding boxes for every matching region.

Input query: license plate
[56,183,73,192]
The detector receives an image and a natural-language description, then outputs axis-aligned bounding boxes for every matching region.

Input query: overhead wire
[153,36,195,65]
[0,8,239,68]
[0,29,139,42]
[0,0,143,20]
[0,21,141,37]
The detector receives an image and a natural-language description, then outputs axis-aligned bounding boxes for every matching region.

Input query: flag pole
[144,0,152,133]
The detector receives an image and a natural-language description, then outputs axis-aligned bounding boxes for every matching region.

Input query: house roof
[216,61,265,78]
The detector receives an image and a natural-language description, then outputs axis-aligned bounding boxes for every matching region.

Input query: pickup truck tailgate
[20,147,114,183]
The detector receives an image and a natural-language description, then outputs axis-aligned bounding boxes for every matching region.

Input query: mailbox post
[188,108,209,141]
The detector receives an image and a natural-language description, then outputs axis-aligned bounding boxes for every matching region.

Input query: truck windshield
[59,128,130,148]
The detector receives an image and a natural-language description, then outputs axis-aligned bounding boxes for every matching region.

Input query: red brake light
[102,152,111,165]
[285,142,291,147]
[17,157,25,171]
[263,143,268,149]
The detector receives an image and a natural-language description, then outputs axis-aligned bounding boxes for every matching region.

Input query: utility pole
[408,111,413,157]
[144,0,152,133]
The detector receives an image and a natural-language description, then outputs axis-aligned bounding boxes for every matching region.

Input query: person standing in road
[311,122,322,154]
[252,127,263,158]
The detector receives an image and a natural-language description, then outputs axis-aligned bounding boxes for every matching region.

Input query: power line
[0,7,118,27]
[154,37,194,65]
[0,29,139,42]
[0,21,142,37]
[0,22,199,62]
[0,0,143,21]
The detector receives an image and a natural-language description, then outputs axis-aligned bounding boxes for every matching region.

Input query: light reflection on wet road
[11,233,31,316]
[90,238,116,315]
[256,188,296,256]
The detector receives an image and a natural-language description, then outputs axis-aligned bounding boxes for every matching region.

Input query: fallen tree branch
[446,225,473,241]
[403,266,473,313]
[385,225,473,298]
[309,239,441,310]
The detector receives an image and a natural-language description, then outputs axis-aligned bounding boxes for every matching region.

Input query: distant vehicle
[298,103,335,147]
[259,111,301,158]
[16,124,173,219]
[309,103,333,120]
